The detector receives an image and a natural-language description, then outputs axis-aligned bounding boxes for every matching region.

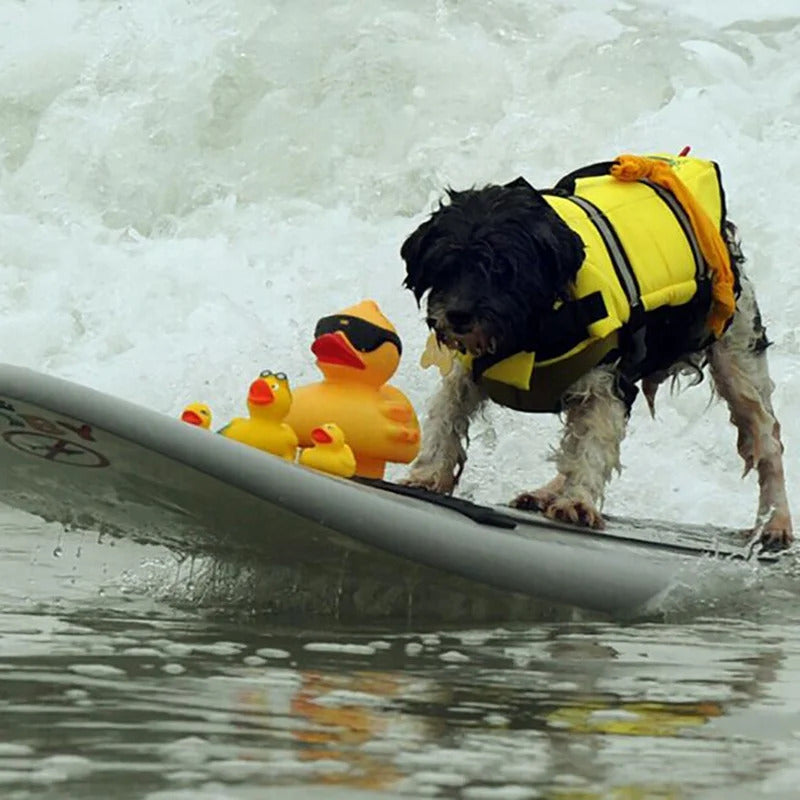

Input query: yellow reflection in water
[546,698,722,736]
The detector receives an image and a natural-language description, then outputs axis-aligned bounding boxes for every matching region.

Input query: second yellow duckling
[299,423,356,478]
[218,370,298,461]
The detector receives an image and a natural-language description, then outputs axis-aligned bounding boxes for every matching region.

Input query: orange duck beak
[181,410,204,426]
[311,426,334,444]
[311,332,365,370]
[247,379,275,405]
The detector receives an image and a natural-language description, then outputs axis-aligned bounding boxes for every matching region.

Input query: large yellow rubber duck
[299,423,357,478]
[285,300,420,479]
[180,403,213,429]
[218,370,298,461]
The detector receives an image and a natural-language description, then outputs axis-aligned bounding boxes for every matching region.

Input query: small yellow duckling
[299,423,357,478]
[218,370,298,461]
[180,403,213,429]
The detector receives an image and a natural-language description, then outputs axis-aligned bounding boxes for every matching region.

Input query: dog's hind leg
[402,360,487,495]
[708,274,792,548]
[513,365,628,529]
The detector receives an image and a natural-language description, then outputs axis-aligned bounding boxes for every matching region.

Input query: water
[2,0,800,796]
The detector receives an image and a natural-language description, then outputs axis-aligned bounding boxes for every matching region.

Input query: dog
[399,153,793,549]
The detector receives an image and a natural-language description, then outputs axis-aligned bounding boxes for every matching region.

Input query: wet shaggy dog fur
[400,178,793,549]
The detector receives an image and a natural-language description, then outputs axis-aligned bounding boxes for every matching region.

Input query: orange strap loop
[611,154,735,338]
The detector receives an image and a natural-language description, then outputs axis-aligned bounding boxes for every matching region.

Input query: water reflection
[2,607,797,799]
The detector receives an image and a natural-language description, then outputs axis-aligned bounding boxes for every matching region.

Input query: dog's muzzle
[426,314,497,357]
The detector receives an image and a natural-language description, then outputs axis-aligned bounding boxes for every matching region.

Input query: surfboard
[0,363,779,621]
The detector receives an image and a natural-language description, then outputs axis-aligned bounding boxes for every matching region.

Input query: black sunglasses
[313,315,402,355]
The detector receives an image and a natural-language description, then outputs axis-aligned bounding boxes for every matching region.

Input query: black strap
[527,291,609,360]
[552,161,617,195]
[621,305,648,372]
[352,478,518,529]
[471,291,609,379]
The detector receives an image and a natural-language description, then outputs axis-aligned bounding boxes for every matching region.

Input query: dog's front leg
[514,366,628,528]
[402,360,487,494]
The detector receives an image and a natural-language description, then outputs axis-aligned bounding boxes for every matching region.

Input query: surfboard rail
[0,363,774,619]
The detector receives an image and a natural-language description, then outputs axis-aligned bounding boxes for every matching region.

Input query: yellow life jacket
[461,153,733,413]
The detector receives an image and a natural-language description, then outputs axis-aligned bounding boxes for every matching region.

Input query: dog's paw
[511,490,551,513]
[399,466,457,495]
[511,476,566,512]
[758,512,794,552]
[542,496,605,530]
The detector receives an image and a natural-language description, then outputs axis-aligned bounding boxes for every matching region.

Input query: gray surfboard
[0,363,778,621]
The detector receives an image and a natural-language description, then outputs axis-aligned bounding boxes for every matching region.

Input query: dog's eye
[446,310,472,329]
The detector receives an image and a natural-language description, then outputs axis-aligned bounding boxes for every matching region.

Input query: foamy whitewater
[2,0,799,528]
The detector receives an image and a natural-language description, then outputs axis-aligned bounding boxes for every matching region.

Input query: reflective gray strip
[564,195,641,309]
[641,179,704,279]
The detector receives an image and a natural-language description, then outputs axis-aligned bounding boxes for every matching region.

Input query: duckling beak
[247,379,274,405]
[181,410,204,426]
[311,427,334,444]
[311,332,365,369]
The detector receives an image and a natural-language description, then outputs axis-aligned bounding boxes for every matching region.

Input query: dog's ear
[400,215,436,304]
[525,206,586,302]
[481,183,585,304]
[402,186,477,303]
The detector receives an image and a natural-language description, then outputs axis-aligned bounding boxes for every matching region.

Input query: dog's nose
[445,310,472,330]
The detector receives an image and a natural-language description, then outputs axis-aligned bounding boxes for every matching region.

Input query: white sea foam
[254,647,291,660]
[67,663,126,677]
[302,642,377,656]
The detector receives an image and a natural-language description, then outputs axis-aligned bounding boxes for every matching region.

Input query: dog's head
[401,182,585,359]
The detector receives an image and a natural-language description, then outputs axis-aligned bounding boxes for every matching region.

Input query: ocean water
[2,0,800,797]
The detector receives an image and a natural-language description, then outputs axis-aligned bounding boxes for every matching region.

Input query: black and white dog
[400,165,792,549]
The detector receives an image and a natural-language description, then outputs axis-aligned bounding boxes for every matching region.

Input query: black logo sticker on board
[2,431,110,468]
[0,396,109,467]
